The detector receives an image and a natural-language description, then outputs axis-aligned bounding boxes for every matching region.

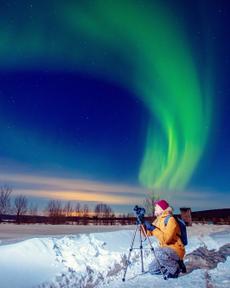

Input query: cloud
[0,172,147,205]
[1,172,228,211]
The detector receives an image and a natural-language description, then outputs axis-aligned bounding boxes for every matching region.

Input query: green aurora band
[0,0,212,192]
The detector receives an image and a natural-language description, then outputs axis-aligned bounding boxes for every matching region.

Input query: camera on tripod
[122,205,167,281]
[133,205,146,224]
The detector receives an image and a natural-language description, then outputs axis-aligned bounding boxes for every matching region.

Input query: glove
[144,220,156,231]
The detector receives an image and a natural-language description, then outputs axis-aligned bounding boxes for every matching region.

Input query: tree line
[0,185,142,225]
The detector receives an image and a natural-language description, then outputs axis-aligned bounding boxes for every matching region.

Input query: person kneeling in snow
[144,199,186,279]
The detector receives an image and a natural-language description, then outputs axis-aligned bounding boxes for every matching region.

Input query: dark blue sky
[0,71,148,182]
[0,0,229,213]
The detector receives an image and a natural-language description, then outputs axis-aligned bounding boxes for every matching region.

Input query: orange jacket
[147,210,185,259]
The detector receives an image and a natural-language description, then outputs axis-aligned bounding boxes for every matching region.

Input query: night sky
[0,0,229,213]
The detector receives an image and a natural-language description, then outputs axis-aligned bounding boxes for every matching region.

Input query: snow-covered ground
[0,223,134,245]
[0,224,229,288]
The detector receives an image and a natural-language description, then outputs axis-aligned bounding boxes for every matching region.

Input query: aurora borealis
[0,0,229,212]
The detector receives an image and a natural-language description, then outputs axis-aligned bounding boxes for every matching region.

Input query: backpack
[164,215,188,246]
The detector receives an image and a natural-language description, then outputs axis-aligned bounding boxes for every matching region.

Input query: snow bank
[0,224,229,288]
[0,237,62,288]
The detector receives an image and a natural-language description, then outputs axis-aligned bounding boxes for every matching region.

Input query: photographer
[144,199,185,278]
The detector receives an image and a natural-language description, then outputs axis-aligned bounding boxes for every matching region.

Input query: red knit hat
[154,199,169,210]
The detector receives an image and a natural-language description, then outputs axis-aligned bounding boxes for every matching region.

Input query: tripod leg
[140,224,167,280]
[139,227,144,273]
[122,225,139,282]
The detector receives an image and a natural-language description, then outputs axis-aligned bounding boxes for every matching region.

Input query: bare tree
[14,195,28,224]
[94,203,113,218]
[104,205,112,218]
[143,190,159,216]
[75,202,82,217]
[0,185,12,221]
[46,200,63,217]
[83,204,89,225]
[45,200,64,224]
[94,203,102,217]
[63,201,73,217]
[83,204,89,217]
[94,203,113,225]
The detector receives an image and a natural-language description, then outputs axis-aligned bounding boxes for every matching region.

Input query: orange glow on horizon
[0,172,146,206]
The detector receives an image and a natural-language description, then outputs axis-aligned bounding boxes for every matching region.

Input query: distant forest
[0,185,140,224]
[0,185,229,225]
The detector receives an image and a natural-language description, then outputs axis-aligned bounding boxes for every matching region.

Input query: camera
[133,205,145,224]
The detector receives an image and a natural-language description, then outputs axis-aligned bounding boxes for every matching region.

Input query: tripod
[122,221,167,281]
